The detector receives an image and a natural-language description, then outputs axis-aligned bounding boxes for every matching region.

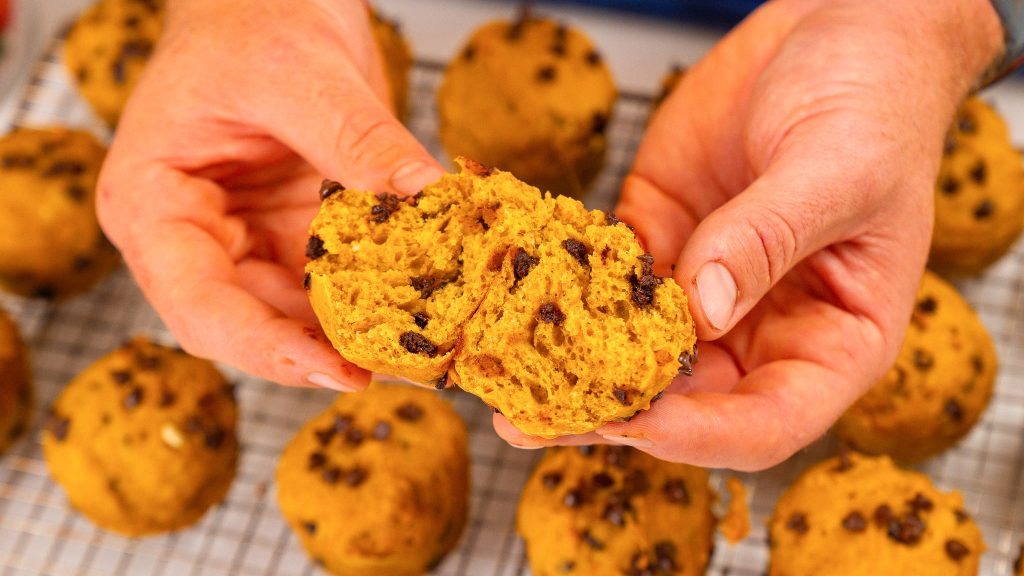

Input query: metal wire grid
[0,33,1021,576]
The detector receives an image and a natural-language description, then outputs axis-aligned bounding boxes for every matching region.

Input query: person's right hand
[97,0,444,391]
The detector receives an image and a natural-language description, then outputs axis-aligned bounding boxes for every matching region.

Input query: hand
[495,0,1003,469]
[97,0,444,390]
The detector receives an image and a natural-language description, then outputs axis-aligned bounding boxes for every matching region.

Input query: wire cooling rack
[1,33,1023,576]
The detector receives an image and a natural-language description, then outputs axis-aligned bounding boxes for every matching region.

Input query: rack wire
[0,34,1022,576]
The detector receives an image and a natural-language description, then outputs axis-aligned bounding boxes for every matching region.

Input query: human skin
[99,0,1003,470]
[494,0,1004,470]
[97,0,444,391]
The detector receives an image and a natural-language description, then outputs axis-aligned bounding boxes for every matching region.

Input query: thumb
[257,60,442,196]
[678,146,883,338]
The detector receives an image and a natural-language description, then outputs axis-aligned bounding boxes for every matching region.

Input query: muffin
[517,445,715,576]
[305,158,696,438]
[64,0,164,127]
[930,97,1024,276]
[0,307,31,455]
[369,8,412,122]
[42,337,238,536]
[768,452,984,575]
[835,271,997,463]
[0,127,119,299]
[276,384,469,576]
[437,14,616,198]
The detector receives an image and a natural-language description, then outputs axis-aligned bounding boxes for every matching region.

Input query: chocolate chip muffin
[369,8,412,122]
[768,452,984,576]
[835,271,997,463]
[437,14,616,198]
[306,158,696,438]
[0,127,119,300]
[517,445,715,576]
[276,384,469,576]
[930,97,1024,276]
[42,337,238,536]
[0,307,31,456]
[64,0,164,127]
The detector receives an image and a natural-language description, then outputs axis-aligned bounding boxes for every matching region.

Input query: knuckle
[746,208,800,286]
[334,111,405,169]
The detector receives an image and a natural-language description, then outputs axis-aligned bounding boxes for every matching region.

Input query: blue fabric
[990,0,1024,78]
[533,0,762,27]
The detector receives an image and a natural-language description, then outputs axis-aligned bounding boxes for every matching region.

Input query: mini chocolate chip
[551,42,567,57]
[833,450,854,473]
[973,200,994,220]
[786,512,809,535]
[306,236,327,260]
[580,529,604,550]
[585,50,602,66]
[71,255,92,271]
[630,254,662,309]
[371,192,402,223]
[303,521,317,535]
[318,179,344,200]
[917,296,937,314]
[560,560,576,573]
[303,272,311,290]
[954,509,969,524]
[314,426,335,446]
[159,390,176,408]
[34,285,57,300]
[842,511,867,533]
[435,372,449,390]
[612,387,633,406]
[591,472,614,488]
[654,541,677,561]
[561,238,591,267]
[591,112,608,135]
[463,158,495,177]
[184,416,204,433]
[913,349,934,371]
[121,39,154,58]
[462,45,476,61]
[372,421,391,441]
[333,414,353,433]
[110,370,132,385]
[578,445,596,457]
[399,332,438,357]
[971,355,984,373]
[205,428,226,449]
[944,398,964,422]
[345,467,368,487]
[538,303,566,326]
[663,479,690,505]
[563,488,584,508]
[66,185,87,202]
[958,115,976,134]
[1,154,35,169]
[874,504,893,527]
[413,312,429,329]
[940,177,960,196]
[606,446,630,468]
[537,65,557,83]
[45,413,70,441]
[887,513,926,545]
[42,160,86,177]
[908,493,934,513]
[622,470,650,496]
[344,428,365,446]
[410,275,450,299]
[678,348,697,377]
[512,248,540,284]
[396,403,424,422]
[322,466,341,485]
[651,391,665,403]
[603,500,629,526]
[136,354,160,370]
[555,22,568,42]
[542,471,563,490]
[123,387,144,410]
[77,67,89,83]
[943,134,957,155]
[945,539,969,561]
[505,21,524,40]
[969,161,987,184]
[308,452,327,470]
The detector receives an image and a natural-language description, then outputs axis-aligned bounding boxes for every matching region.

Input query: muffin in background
[369,8,412,122]
[0,307,31,456]
[437,13,616,199]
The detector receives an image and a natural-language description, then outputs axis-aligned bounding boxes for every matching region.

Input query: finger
[676,129,900,340]
[598,359,867,471]
[492,414,604,450]
[99,166,370,391]
[236,259,318,325]
[254,54,443,197]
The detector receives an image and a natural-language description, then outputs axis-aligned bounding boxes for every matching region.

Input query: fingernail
[509,442,545,451]
[601,435,655,449]
[306,372,356,393]
[390,161,444,196]
[696,261,737,330]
